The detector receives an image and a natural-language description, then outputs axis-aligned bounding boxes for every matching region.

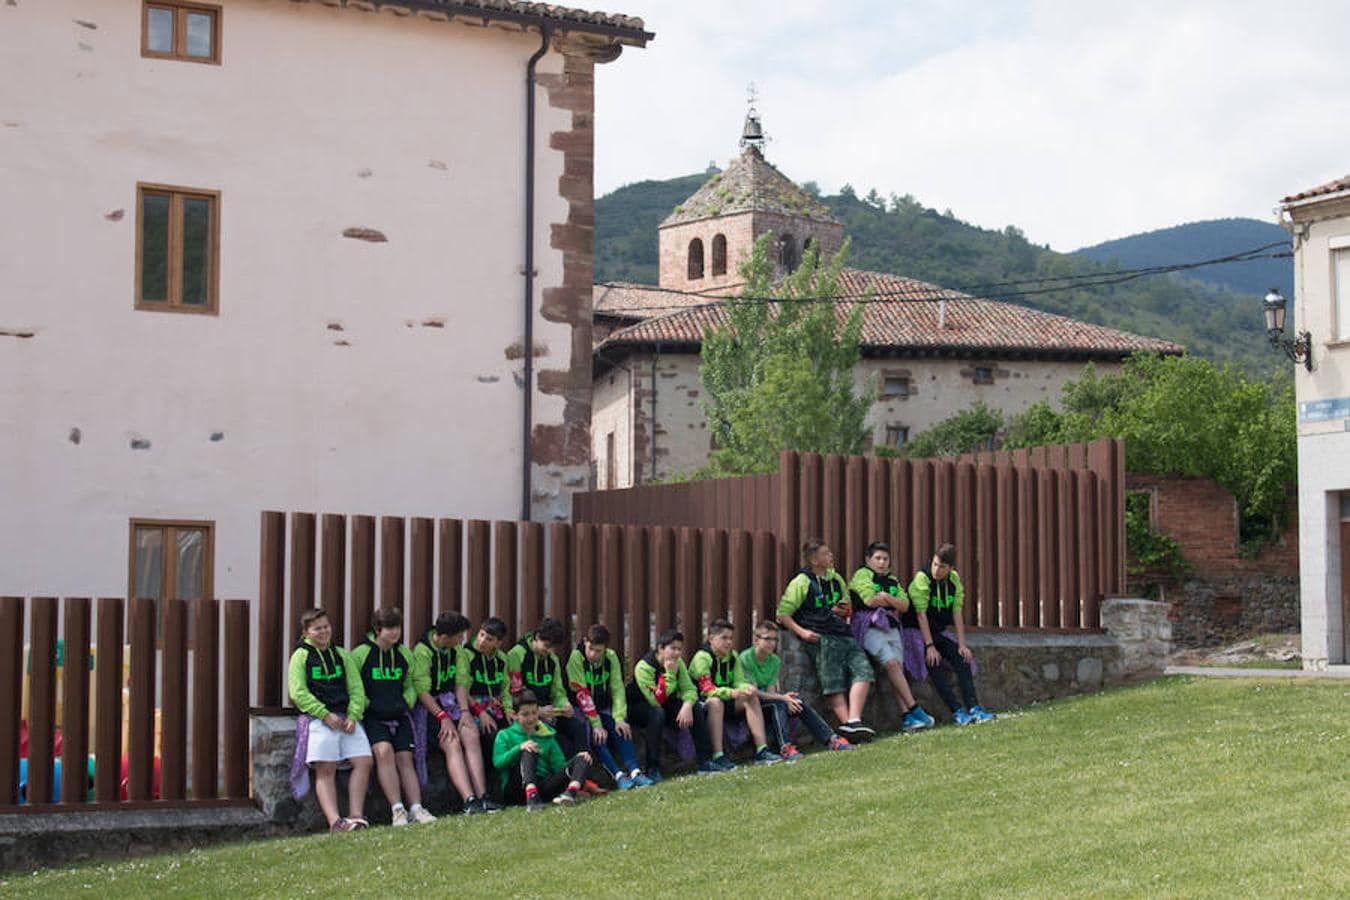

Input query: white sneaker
[411,806,436,824]
[391,806,410,826]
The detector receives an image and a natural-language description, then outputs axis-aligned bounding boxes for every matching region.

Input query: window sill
[135,301,219,316]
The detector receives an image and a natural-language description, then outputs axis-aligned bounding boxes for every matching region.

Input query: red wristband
[436,709,450,722]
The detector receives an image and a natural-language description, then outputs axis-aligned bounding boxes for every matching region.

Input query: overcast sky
[593,0,1350,252]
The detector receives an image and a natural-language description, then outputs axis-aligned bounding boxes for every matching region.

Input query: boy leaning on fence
[849,541,935,734]
[287,608,373,833]
[739,620,852,758]
[907,543,994,725]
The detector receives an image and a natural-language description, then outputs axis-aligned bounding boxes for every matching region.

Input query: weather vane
[740,81,766,152]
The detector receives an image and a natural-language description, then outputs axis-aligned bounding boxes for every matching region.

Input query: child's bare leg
[372,742,402,805]
[828,692,849,725]
[740,696,769,747]
[885,660,917,708]
[347,756,372,819]
[458,718,487,796]
[313,761,340,825]
[705,698,725,754]
[848,681,870,721]
[395,750,421,807]
[440,730,474,801]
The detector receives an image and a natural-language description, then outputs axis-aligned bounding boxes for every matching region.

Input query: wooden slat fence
[0,595,251,813]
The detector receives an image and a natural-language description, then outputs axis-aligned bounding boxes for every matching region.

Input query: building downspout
[521,24,552,522]
[650,344,660,483]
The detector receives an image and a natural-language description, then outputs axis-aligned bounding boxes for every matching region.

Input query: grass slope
[6,678,1347,898]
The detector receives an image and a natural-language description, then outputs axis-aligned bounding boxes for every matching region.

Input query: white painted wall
[0,0,583,599]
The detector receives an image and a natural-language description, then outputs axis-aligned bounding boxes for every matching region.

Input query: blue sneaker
[713,755,737,772]
[912,704,935,728]
[633,772,656,787]
[698,759,723,774]
[615,774,635,790]
[953,708,975,726]
[900,708,929,734]
[969,705,995,723]
[752,747,782,765]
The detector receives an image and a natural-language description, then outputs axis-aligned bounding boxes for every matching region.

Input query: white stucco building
[0,1,648,603]
[1281,174,1350,669]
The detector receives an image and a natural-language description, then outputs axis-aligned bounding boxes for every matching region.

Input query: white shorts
[305,718,373,764]
[861,626,905,666]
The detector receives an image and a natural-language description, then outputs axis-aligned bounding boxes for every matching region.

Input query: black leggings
[504,750,590,803]
[928,631,980,712]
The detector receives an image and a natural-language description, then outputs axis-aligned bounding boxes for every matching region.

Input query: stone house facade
[0,0,648,602]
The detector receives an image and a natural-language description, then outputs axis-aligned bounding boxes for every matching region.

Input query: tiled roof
[303,1,651,44]
[1281,174,1350,205]
[596,268,1184,358]
[594,282,708,318]
[660,147,839,227]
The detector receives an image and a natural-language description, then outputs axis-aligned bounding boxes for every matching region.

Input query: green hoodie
[778,568,853,637]
[411,629,459,698]
[565,645,627,726]
[348,633,416,720]
[457,641,514,716]
[492,719,566,792]
[689,645,750,701]
[287,638,367,722]
[908,567,965,631]
[632,651,697,707]
[505,634,572,713]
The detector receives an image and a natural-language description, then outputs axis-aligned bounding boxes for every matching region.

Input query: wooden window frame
[135,182,221,315]
[884,424,909,448]
[710,234,728,277]
[128,519,216,640]
[880,370,912,400]
[142,1,222,65]
[972,366,995,385]
[687,238,705,281]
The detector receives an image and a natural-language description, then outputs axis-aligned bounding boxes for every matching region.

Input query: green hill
[595,176,1289,376]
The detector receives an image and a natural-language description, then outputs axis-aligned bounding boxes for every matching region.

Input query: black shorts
[363,714,414,753]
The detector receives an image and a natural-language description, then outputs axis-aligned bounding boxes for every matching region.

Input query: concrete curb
[1164,665,1350,678]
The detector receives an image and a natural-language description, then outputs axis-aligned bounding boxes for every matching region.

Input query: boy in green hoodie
[411,610,490,815]
[850,541,935,734]
[456,617,511,810]
[287,608,373,833]
[689,619,780,769]
[492,690,594,811]
[350,607,434,825]
[566,623,654,790]
[909,543,994,726]
[740,620,852,759]
[626,628,712,778]
[505,616,589,757]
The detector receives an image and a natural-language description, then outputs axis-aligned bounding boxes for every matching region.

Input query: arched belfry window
[688,237,705,280]
[711,234,727,276]
[778,233,799,272]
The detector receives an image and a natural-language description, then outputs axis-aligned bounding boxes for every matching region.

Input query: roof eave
[349,1,653,46]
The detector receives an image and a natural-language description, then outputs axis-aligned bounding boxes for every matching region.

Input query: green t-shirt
[737,647,780,692]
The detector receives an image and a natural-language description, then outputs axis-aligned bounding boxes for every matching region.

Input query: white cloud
[596,0,1350,250]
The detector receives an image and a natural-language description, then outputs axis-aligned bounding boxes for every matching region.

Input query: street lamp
[1263,288,1313,371]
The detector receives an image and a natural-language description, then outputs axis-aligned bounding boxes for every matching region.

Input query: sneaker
[969,705,996,723]
[348,817,370,829]
[753,747,782,765]
[642,769,663,785]
[460,800,480,816]
[779,743,804,761]
[912,704,936,728]
[697,759,723,774]
[329,818,356,833]
[714,755,738,772]
[525,793,544,813]
[480,797,504,813]
[827,736,855,751]
[953,708,975,726]
[391,806,410,827]
[411,806,436,824]
[552,789,579,805]
[901,708,930,734]
[615,774,635,790]
[582,779,608,796]
[838,720,875,740]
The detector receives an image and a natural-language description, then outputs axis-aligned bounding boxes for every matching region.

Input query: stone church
[591,113,1180,489]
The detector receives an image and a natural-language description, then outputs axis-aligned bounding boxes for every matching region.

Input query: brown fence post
[753,530,776,625]
[27,597,58,805]
[651,526,676,641]
[409,518,434,641]
[547,523,571,626]
[890,459,912,576]
[934,460,955,550]
[191,597,219,800]
[494,521,518,640]
[93,598,124,803]
[1079,471,1101,628]
[1038,472,1059,628]
[160,598,189,801]
[258,511,286,709]
[573,523,597,637]
[822,455,845,558]
[1018,468,1038,628]
[911,460,932,585]
[623,526,648,662]
[351,515,376,647]
[127,597,156,802]
[379,516,406,614]
[289,513,317,641]
[60,597,91,805]
[466,520,491,628]
[976,465,997,628]
[728,530,752,648]
[867,456,890,559]
[777,451,800,588]
[438,518,464,618]
[996,464,1017,628]
[599,525,623,640]
[702,528,728,631]
[1059,470,1079,628]
[677,527,701,640]
[0,597,20,806]
[844,456,866,573]
[954,463,976,610]
[800,453,823,550]
[222,599,250,800]
[521,522,545,632]
[320,514,346,644]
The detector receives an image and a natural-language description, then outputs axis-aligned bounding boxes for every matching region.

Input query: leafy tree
[902,402,1004,458]
[699,234,873,474]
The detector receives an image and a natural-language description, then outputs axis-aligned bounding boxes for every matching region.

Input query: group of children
[287,538,993,831]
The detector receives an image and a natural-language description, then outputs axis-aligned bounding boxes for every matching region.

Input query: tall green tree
[902,402,1004,458]
[699,234,873,474]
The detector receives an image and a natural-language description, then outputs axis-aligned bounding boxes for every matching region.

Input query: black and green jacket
[457,641,513,716]
[287,638,366,721]
[411,629,458,697]
[776,567,853,637]
[349,632,416,721]
[505,634,572,713]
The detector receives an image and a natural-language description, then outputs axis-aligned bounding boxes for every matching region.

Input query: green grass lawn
[1193,658,1303,670]
[5,677,1347,898]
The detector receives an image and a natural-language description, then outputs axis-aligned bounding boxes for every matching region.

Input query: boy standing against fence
[506,617,590,758]
[287,608,373,832]
[566,623,654,789]
[850,541,935,733]
[739,620,852,758]
[627,628,712,779]
[456,616,512,810]
[689,619,781,768]
[908,543,994,725]
[492,690,594,810]
[351,607,435,825]
[777,539,876,740]
[411,610,492,815]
